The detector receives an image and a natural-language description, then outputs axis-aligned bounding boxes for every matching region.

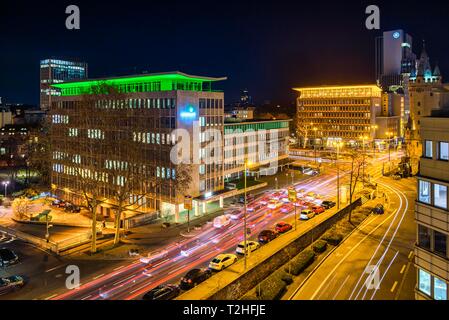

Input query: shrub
[285,249,315,276]
[256,271,288,300]
[312,240,328,253]
[240,293,259,300]
[322,232,344,246]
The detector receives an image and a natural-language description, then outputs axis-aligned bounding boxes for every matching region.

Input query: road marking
[332,274,351,300]
[168,265,186,275]
[113,274,135,286]
[368,250,400,300]
[129,282,152,295]
[113,265,125,271]
[92,273,105,280]
[45,264,66,273]
[44,294,58,300]
[408,251,414,260]
[81,294,92,300]
[390,281,398,293]
[400,265,406,274]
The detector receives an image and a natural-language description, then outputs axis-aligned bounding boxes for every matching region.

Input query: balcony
[415,244,449,283]
[415,201,449,233]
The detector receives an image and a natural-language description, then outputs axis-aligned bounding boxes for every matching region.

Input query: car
[299,209,315,220]
[213,215,232,228]
[305,192,317,200]
[179,268,212,290]
[372,203,385,215]
[280,203,294,213]
[0,248,18,267]
[65,204,81,213]
[0,275,25,295]
[247,202,263,212]
[312,206,325,214]
[321,201,336,209]
[208,253,238,271]
[275,222,293,233]
[236,240,260,255]
[142,284,180,300]
[140,249,169,264]
[267,199,282,209]
[258,230,278,244]
[51,199,64,207]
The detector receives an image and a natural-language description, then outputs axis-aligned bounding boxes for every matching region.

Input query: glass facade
[418,180,431,204]
[439,142,449,160]
[434,184,448,209]
[424,140,433,158]
[419,269,431,296]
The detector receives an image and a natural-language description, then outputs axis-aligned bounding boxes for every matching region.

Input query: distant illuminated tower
[40,58,88,111]
[240,89,251,105]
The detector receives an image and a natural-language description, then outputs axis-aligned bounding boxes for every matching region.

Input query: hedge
[322,232,344,246]
[312,240,328,253]
[285,249,315,276]
[254,269,293,300]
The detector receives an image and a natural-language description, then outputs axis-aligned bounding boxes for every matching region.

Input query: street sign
[288,188,297,202]
[184,195,193,210]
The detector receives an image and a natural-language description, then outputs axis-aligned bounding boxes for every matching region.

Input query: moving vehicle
[300,209,315,220]
[275,222,292,233]
[64,203,81,213]
[0,276,24,295]
[280,203,294,213]
[321,201,336,209]
[236,241,260,255]
[228,209,244,220]
[140,249,169,264]
[208,253,238,271]
[305,192,317,200]
[258,230,278,244]
[247,202,263,212]
[179,269,212,290]
[372,203,385,215]
[267,199,282,209]
[142,284,180,300]
[0,248,18,267]
[213,215,231,228]
[312,206,325,214]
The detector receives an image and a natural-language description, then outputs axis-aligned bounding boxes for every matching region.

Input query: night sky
[1,0,449,106]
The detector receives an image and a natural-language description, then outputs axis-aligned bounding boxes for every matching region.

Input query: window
[434,231,447,257]
[434,184,447,209]
[424,140,433,158]
[439,142,449,160]
[419,269,431,296]
[418,180,431,204]
[434,277,447,300]
[418,225,431,250]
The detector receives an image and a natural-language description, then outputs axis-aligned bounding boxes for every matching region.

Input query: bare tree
[347,151,364,223]
[27,117,52,187]
[12,197,32,220]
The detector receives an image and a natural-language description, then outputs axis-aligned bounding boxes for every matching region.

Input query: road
[288,177,416,300]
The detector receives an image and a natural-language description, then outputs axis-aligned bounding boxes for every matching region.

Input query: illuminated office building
[294,85,382,147]
[40,58,88,111]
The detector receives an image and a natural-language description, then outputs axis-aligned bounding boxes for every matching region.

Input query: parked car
[275,222,292,233]
[142,284,180,300]
[213,215,232,228]
[0,275,24,295]
[179,269,212,290]
[300,209,315,220]
[236,240,260,255]
[312,206,325,214]
[258,230,278,244]
[0,248,18,267]
[140,249,169,264]
[51,199,64,207]
[321,201,336,209]
[372,203,385,215]
[65,204,81,213]
[208,253,238,271]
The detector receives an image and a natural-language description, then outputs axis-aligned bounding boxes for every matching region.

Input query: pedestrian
[102,220,106,228]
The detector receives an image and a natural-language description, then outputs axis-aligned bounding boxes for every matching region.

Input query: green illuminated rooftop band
[51,71,227,96]
[224,120,291,134]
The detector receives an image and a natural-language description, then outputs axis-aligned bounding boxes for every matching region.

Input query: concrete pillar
[219,196,224,208]
[201,202,206,216]
[175,205,179,223]
[194,201,199,217]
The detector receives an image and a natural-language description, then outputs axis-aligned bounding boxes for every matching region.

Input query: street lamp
[333,141,343,210]
[275,177,278,190]
[243,160,253,272]
[313,127,318,163]
[371,125,378,157]
[360,135,368,188]
[2,181,10,197]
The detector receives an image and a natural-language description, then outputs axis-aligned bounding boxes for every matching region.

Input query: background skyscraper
[40,58,88,111]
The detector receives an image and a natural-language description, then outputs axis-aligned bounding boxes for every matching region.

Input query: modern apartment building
[50,71,289,222]
[294,85,382,147]
[40,58,88,111]
[415,111,449,300]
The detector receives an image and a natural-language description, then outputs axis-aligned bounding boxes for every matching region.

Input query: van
[213,215,231,228]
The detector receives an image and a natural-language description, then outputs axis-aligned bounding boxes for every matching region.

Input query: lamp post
[243,160,252,272]
[2,181,10,197]
[386,131,393,169]
[275,177,278,190]
[371,125,378,158]
[360,135,367,188]
[334,141,342,210]
[313,127,318,163]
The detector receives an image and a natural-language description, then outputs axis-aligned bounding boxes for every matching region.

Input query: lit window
[439,142,449,160]
[418,180,431,204]
[434,184,447,209]
[424,140,432,158]
[434,277,447,300]
[418,269,431,297]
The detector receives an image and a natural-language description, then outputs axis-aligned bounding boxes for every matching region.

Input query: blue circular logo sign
[393,32,400,39]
